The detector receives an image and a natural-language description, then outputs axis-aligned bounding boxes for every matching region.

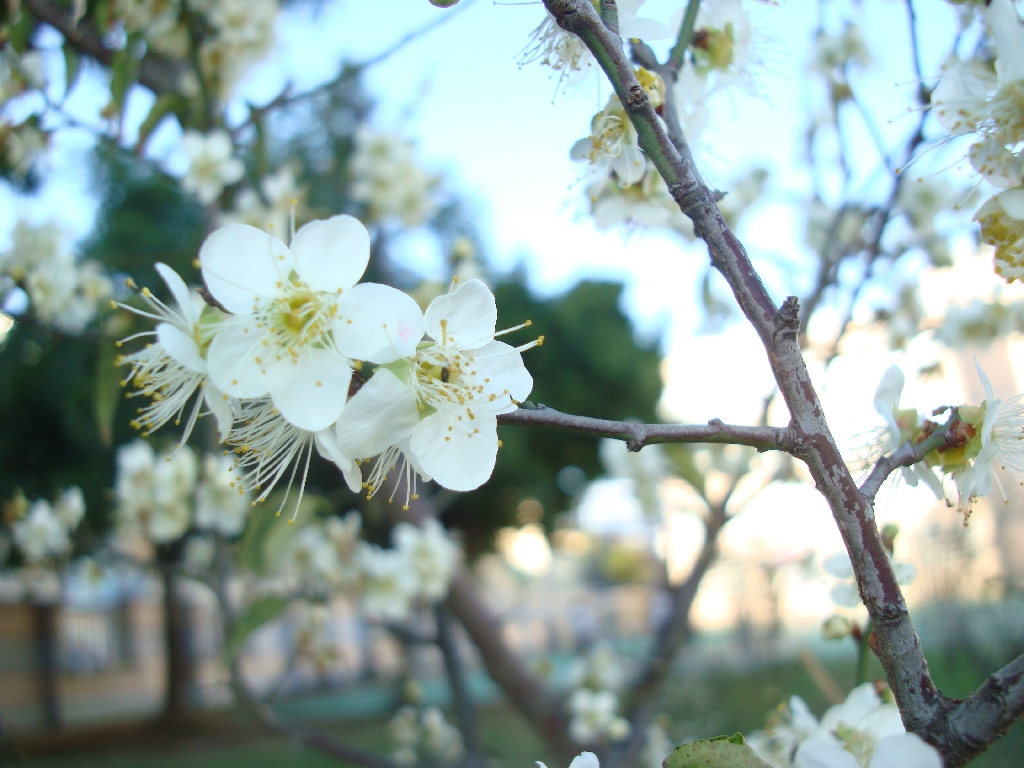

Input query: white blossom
[348,129,438,227]
[181,130,244,205]
[538,752,600,768]
[118,263,234,444]
[200,215,421,432]
[219,166,301,237]
[870,366,943,496]
[951,359,1024,507]
[115,440,198,544]
[823,552,916,609]
[392,519,460,602]
[13,500,70,563]
[568,688,631,744]
[336,279,535,496]
[793,684,941,768]
[356,542,417,622]
[280,522,345,589]
[194,453,250,536]
[571,96,646,186]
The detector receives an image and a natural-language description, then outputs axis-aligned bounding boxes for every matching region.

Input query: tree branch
[443,568,576,762]
[22,0,186,95]
[497,405,797,453]
[539,1,1004,762]
[435,605,486,768]
[859,421,959,503]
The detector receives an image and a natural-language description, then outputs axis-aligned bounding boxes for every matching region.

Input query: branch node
[707,418,724,428]
[773,296,801,340]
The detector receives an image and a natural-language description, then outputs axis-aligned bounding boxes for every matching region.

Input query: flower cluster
[747,683,941,768]
[0,221,113,334]
[219,166,302,238]
[116,215,536,521]
[181,130,246,205]
[7,487,86,565]
[348,128,439,228]
[114,440,250,545]
[868,362,1024,520]
[929,0,1024,280]
[389,705,465,767]
[566,643,631,745]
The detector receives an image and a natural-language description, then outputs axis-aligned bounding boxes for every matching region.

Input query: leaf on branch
[94,335,120,447]
[108,45,139,114]
[224,595,289,660]
[63,46,82,97]
[664,734,771,768]
[136,94,189,153]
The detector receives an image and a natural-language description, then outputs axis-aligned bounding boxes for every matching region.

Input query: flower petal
[336,368,420,458]
[203,384,236,441]
[157,322,206,373]
[155,263,199,327]
[314,429,363,493]
[206,317,272,398]
[823,552,854,579]
[473,340,534,409]
[830,581,862,609]
[200,224,292,314]
[869,733,942,768]
[611,142,646,186]
[290,214,370,293]
[794,740,859,768]
[410,410,498,491]
[424,279,496,349]
[568,753,600,768]
[333,283,425,363]
[269,346,352,432]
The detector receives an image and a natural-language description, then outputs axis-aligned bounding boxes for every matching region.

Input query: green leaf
[109,46,140,113]
[63,46,82,97]
[94,336,121,448]
[664,734,771,768]
[224,595,289,659]
[136,94,188,152]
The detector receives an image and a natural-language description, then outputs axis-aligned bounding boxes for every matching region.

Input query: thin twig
[435,605,486,768]
[497,405,797,453]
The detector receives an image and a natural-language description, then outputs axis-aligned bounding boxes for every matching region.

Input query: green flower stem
[668,0,702,72]
[856,620,875,686]
[600,0,620,35]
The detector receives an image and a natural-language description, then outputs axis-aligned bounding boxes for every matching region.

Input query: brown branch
[539,2,1017,764]
[444,568,576,762]
[497,405,797,454]
[859,421,959,503]
[435,605,486,768]
[22,0,185,95]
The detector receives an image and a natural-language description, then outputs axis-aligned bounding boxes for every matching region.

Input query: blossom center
[991,80,1024,144]
[260,283,337,349]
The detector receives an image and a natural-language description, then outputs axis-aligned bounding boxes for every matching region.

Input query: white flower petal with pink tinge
[336,368,420,459]
[424,279,496,349]
[290,215,370,293]
[333,283,425,363]
[269,345,353,432]
[200,224,292,314]
[410,410,499,492]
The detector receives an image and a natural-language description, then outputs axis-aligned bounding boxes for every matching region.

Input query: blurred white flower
[219,166,301,237]
[823,552,916,609]
[571,97,645,186]
[280,522,345,589]
[793,684,941,768]
[53,486,86,531]
[393,519,460,601]
[194,453,249,536]
[183,534,216,573]
[538,752,600,768]
[348,128,438,227]
[568,688,631,744]
[357,543,417,622]
[13,500,70,563]
[747,695,820,767]
[181,130,244,204]
[115,440,198,544]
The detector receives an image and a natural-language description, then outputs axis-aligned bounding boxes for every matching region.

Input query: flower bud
[880,523,899,551]
[822,614,853,640]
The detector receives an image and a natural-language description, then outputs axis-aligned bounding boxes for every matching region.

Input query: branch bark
[540,1,1024,764]
[498,405,796,453]
[435,605,486,768]
[444,568,576,762]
